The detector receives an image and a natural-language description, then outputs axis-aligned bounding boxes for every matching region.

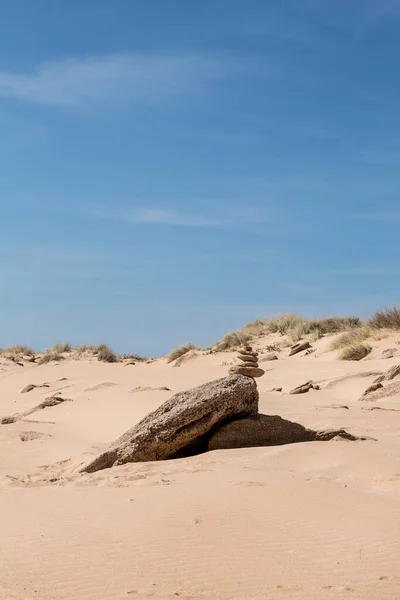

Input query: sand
[1,334,400,600]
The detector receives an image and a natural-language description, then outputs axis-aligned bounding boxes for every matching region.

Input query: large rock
[207,414,369,450]
[80,375,259,472]
[208,414,316,450]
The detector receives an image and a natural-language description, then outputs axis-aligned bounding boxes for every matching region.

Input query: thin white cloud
[90,205,265,228]
[0,53,229,107]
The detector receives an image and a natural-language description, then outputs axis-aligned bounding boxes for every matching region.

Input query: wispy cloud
[90,205,265,228]
[0,53,230,107]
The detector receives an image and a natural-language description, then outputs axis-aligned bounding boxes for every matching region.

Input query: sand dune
[1,334,400,599]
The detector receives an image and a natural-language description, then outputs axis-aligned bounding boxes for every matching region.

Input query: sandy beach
[1,331,400,600]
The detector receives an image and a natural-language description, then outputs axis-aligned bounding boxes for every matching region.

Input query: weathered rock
[260,353,278,362]
[0,416,16,425]
[314,429,375,441]
[229,366,265,378]
[289,342,311,356]
[39,396,72,408]
[359,382,384,400]
[21,384,37,394]
[238,360,260,368]
[375,364,400,382]
[358,380,400,401]
[207,414,369,450]
[380,348,397,359]
[237,354,258,364]
[80,375,259,472]
[208,414,315,449]
[238,350,258,359]
[289,381,319,395]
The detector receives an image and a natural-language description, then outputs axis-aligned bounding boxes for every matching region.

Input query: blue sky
[1,0,400,355]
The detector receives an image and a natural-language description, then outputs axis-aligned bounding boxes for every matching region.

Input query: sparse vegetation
[0,345,35,358]
[330,325,373,351]
[213,314,361,351]
[51,342,72,354]
[96,344,119,363]
[167,343,198,363]
[369,307,400,330]
[38,350,65,364]
[120,353,148,362]
[73,345,99,357]
[340,343,372,361]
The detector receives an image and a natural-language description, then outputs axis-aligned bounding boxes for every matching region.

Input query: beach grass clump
[38,350,65,364]
[339,343,372,361]
[0,345,35,358]
[120,353,148,362]
[214,313,361,351]
[51,342,72,354]
[96,344,119,363]
[167,343,198,363]
[369,307,400,330]
[330,325,372,351]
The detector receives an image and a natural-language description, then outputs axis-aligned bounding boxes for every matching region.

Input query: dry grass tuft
[120,353,148,362]
[73,345,99,357]
[213,313,361,351]
[51,342,72,354]
[369,307,400,330]
[96,344,119,363]
[167,343,198,363]
[214,331,252,351]
[330,326,372,351]
[340,343,372,361]
[38,350,65,364]
[0,345,35,358]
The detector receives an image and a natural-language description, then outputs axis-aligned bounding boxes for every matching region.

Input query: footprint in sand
[19,431,52,442]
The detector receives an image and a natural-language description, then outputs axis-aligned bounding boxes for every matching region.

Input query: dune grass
[120,353,148,362]
[330,325,373,351]
[96,344,119,363]
[340,343,372,361]
[50,342,72,354]
[369,307,400,330]
[167,343,198,363]
[0,345,35,358]
[38,350,65,364]
[214,314,361,351]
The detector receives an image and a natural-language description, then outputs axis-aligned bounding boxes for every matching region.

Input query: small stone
[260,353,278,362]
[229,366,265,378]
[289,381,316,395]
[289,342,311,357]
[238,360,259,369]
[359,382,384,399]
[238,350,258,358]
[237,356,259,365]
[21,384,37,394]
[1,416,17,425]
[380,348,397,359]
[373,364,400,384]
